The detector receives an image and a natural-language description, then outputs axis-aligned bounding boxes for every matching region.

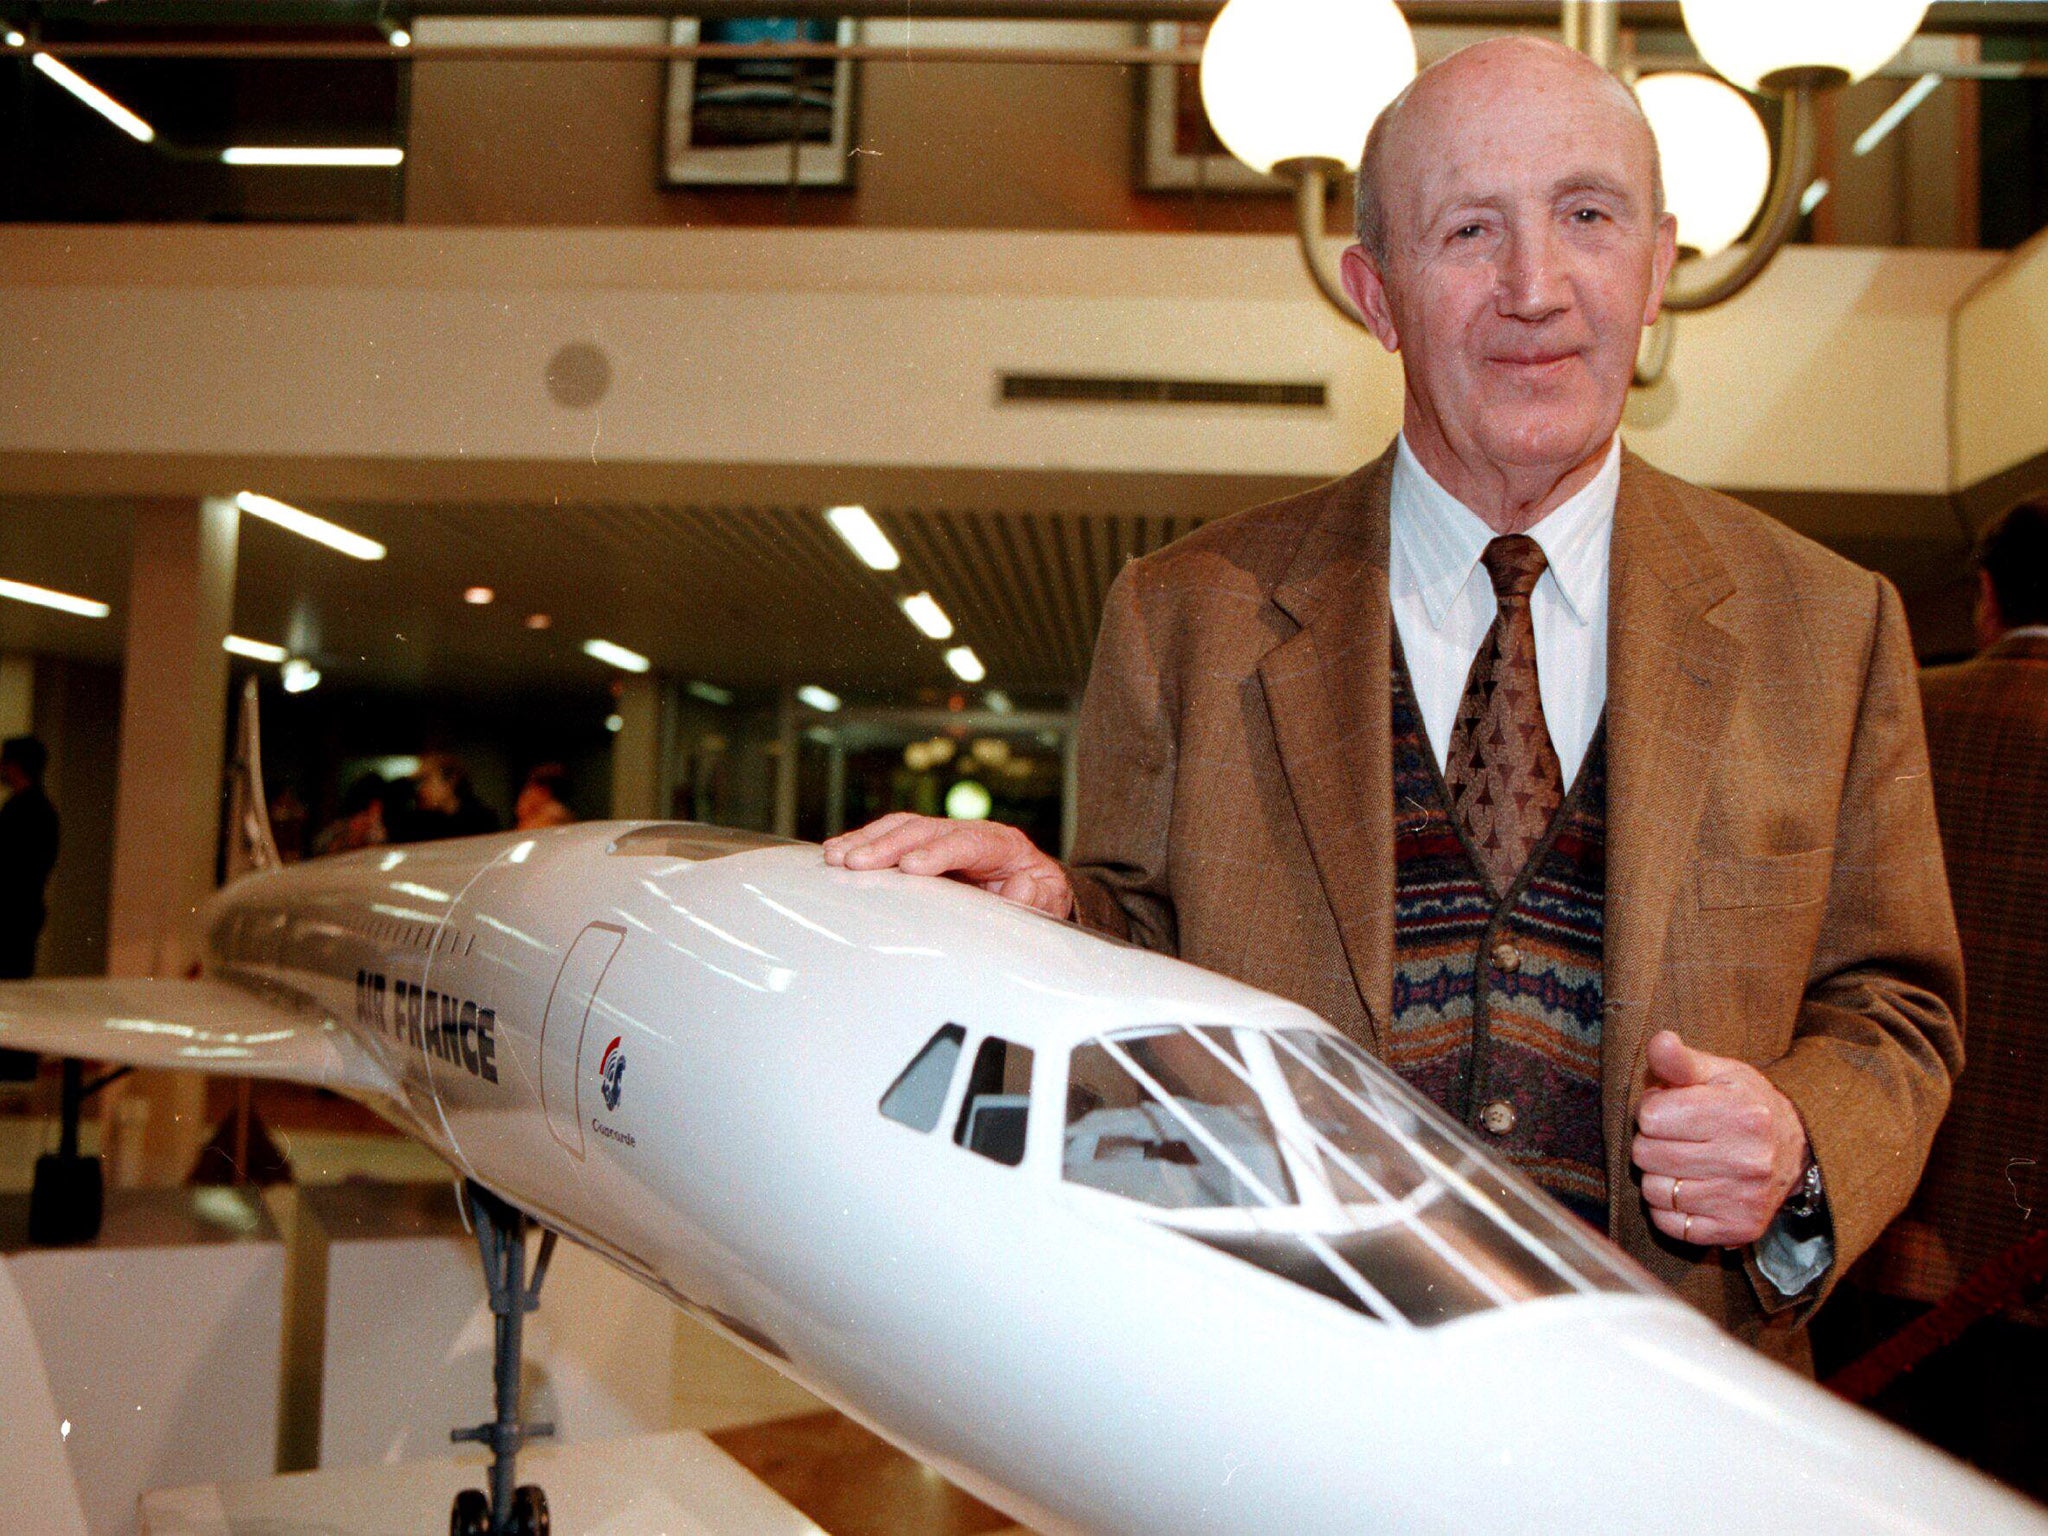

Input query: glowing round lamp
[1681,0,1929,92]
[945,780,993,821]
[1636,73,1772,258]
[1198,0,1417,175]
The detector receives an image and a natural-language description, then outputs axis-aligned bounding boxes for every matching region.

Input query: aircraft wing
[0,978,399,1099]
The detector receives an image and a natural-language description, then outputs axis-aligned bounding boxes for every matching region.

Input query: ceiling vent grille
[1000,374,1327,409]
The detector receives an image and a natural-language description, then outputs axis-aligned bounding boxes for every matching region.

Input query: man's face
[1343,46,1676,478]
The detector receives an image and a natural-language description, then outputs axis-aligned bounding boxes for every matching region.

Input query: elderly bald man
[826,37,1961,1364]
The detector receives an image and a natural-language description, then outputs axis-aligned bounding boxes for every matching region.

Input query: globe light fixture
[1680,0,1930,93]
[1635,73,1772,259]
[1198,0,1415,327]
[1198,0,1415,176]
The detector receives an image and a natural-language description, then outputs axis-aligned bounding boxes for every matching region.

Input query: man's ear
[1340,244,1401,354]
[1643,211,1680,326]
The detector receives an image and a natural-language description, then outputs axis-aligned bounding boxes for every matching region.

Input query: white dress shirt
[1389,432,1618,787]
[1385,432,1826,1296]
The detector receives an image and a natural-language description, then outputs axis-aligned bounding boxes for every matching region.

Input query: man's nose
[1496,223,1570,321]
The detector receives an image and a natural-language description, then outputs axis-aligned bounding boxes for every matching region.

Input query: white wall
[1952,226,2048,495]
[0,226,1997,511]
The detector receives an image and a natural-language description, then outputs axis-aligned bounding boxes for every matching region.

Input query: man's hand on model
[1632,1030,1809,1249]
[821,813,1075,920]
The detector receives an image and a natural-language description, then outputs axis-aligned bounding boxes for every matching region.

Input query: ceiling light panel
[223,635,289,663]
[797,685,842,712]
[234,492,386,561]
[583,638,650,673]
[944,647,986,684]
[0,577,110,618]
[222,147,405,168]
[31,54,154,143]
[824,505,899,572]
[899,591,954,641]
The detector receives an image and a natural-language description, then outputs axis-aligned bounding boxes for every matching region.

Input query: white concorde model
[1,819,2043,1534]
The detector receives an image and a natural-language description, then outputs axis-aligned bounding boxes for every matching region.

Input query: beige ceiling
[0,499,1207,702]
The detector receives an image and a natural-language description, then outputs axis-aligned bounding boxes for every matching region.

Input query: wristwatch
[1783,1152,1825,1222]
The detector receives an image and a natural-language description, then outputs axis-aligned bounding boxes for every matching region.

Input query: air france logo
[599,1036,626,1112]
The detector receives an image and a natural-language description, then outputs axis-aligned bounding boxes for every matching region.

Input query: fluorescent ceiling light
[944,646,986,684]
[5,31,26,48]
[234,491,386,560]
[386,27,412,48]
[605,713,625,733]
[899,591,954,640]
[797,685,842,713]
[1853,73,1942,158]
[583,638,650,673]
[223,635,288,663]
[1799,179,1832,217]
[464,586,494,605]
[222,146,405,168]
[824,505,899,571]
[687,679,734,706]
[984,689,1014,715]
[0,577,110,618]
[31,53,155,142]
[281,658,321,694]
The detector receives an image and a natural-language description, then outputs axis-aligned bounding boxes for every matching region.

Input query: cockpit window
[879,1024,966,1134]
[1063,1032,1296,1209]
[1061,1024,1654,1328]
[954,1034,1033,1167]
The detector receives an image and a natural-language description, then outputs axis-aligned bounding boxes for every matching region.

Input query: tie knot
[1481,535,1548,602]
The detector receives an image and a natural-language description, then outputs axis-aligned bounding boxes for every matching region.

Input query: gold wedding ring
[1671,1177,1685,1211]
[1683,1213,1693,1242]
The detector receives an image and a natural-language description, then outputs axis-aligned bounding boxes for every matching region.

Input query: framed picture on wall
[1137,21,1285,194]
[663,17,860,187]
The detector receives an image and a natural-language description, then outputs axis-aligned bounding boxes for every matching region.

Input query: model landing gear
[28,1060,129,1246]
[449,1181,557,1536]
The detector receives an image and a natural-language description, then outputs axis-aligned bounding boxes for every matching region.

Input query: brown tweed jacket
[1066,444,1964,1354]
[1867,632,2048,1317]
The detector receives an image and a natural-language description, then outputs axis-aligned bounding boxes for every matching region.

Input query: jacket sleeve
[1064,562,1180,954]
[1760,573,1965,1308]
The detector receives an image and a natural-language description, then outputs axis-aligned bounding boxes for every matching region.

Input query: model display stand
[0,1255,88,1536]
[1,1185,284,1536]
[137,1429,823,1536]
[290,1181,717,1476]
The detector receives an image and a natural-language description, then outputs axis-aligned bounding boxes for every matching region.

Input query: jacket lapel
[1257,449,1397,1048]
[1601,452,1745,1176]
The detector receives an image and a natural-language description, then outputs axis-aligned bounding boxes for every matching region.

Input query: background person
[313,773,389,857]
[824,38,1961,1368]
[402,752,500,841]
[1826,500,2048,1492]
[0,734,58,981]
[514,762,577,830]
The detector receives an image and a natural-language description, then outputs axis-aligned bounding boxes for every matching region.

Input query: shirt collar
[1391,433,1620,629]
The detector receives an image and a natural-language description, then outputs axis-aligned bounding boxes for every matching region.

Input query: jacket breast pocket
[1695,847,1834,911]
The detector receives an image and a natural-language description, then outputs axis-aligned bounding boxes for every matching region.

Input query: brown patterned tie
[1444,535,1564,897]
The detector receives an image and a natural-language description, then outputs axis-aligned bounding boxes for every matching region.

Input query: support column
[0,654,31,739]
[771,689,798,839]
[608,675,665,821]
[823,737,847,839]
[103,496,238,1186]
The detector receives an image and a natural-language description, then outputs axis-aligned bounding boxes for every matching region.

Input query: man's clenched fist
[1632,1030,1810,1249]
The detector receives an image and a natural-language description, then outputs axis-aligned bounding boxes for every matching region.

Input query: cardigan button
[1491,941,1522,973]
[1480,1100,1517,1136]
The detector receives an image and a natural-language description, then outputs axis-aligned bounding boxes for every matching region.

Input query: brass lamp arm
[1659,74,1825,313]
[1281,157,1373,332]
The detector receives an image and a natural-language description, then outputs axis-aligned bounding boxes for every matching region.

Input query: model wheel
[513,1484,551,1536]
[449,1487,490,1536]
